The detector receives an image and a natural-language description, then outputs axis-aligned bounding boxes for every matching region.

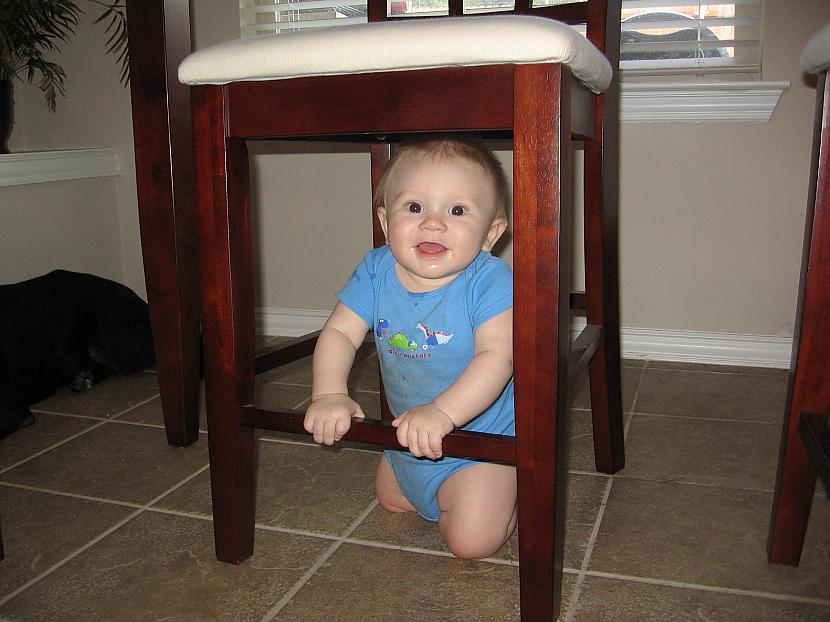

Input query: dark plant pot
[0,79,13,154]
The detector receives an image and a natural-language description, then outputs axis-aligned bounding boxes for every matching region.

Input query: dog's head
[76,281,156,374]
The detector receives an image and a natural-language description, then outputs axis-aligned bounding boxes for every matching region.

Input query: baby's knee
[441,519,512,560]
[443,529,502,560]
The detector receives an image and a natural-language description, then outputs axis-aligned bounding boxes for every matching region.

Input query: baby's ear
[376,206,390,242]
[482,217,508,251]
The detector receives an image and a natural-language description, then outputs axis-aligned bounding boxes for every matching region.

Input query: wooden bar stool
[179,1,624,619]
[768,23,830,566]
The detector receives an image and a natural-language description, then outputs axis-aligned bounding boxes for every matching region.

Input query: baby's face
[377,154,507,293]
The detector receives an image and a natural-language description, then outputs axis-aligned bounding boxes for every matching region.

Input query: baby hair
[375,136,511,222]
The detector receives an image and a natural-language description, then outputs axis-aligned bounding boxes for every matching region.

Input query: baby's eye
[407,202,422,214]
[450,205,465,216]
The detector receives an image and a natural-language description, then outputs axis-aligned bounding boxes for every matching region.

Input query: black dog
[0,270,155,440]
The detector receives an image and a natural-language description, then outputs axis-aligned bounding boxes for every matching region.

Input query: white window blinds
[239,0,763,75]
[240,0,368,36]
[619,1,762,74]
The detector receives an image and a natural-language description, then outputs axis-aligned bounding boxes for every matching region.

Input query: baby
[303,137,515,559]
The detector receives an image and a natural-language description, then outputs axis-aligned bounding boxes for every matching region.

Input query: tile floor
[0,340,828,621]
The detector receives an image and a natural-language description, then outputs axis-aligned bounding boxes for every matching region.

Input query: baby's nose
[420,213,446,230]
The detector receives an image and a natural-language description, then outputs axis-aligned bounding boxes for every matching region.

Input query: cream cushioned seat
[802,23,830,74]
[178,15,612,94]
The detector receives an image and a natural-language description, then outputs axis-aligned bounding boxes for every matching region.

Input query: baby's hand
[392,403,455,460]
[304,393,365,446]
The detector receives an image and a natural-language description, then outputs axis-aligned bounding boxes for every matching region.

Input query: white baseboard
[257,307,331,337]
[257,307,793,370]
[602,325,792,369]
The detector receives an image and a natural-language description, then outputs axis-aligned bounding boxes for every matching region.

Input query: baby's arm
[393,308,513,460]
[304,303,369,445]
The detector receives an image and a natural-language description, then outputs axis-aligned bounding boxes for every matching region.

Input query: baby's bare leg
[375,454,417,513]
[437,463,517,559]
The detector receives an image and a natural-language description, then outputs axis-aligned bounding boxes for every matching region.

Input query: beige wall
[3,16,140,293]
[2,0,828,342]
[617,0,828,335]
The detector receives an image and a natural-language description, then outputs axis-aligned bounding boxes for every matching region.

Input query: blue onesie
[336,245,515,521]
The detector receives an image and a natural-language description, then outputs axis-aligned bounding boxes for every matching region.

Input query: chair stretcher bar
[244,324,603,464]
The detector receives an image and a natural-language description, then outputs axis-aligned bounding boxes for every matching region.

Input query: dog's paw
[69,370,95,392]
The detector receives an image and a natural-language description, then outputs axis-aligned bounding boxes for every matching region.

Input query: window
[240,0,762,76]
[619,1,762,75]
[239,0,368,36]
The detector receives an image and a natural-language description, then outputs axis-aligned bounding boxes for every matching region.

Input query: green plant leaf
[0,0,129,109]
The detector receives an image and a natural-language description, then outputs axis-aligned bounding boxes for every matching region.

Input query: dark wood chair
[768,24,830,566]
[181,1,625,619]
[125,0,201,448]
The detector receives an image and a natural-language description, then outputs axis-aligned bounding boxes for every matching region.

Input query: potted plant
[0,0,127,153]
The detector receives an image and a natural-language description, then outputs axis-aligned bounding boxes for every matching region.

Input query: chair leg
[126,0,201,448]
[768,73,830,566]
[193,86,257,564]
[513,63,572,622]
[370,143,394,422]
[583,80,625,475]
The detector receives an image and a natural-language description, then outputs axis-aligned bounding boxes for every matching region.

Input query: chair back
[366,0,620,65]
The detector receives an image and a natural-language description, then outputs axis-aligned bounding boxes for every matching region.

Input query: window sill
[0,148,121,187]
[620,81,791,123]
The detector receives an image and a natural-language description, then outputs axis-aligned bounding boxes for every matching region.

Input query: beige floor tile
[646,360,789,377]
[29,372,161,419]
[623,414,781,490]
[569,366,644,412]
[0,486,134,597]
[634,368,788,422]
[274,542,535,621]
[0,414,99,472]
[350,472,609,570]
[155,441,378,535]
[114,394,208,432]
[256,382,313,411]
[0,512,330,622]
[589,478,830,599]
[0,423,209,504]
[36,372,160,415]
[257,357,314,385]
[572,575,830,622]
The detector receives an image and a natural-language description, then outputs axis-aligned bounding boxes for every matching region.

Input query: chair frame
[186,2,624,620]
[768,70,830,566]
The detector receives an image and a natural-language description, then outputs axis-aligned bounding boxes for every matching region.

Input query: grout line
[563,359,644,618]
[581,569,830,607]
[630,411,779,426]
[143,507,557,573]
[293,396,312,410]
[625,363,649,421]
[0,419,110,475]
[0,463,210,608]
[0,481,144,509]
[563,474,615,622]
[13,392,163,465]
[143,463,212,507]
[27,410,113,421]
[641,365,787,379]
[608,472,776,495]
[259,499,380,622]
[0,507,145,607]
[260,380,312,389]
[568,469,613,478]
